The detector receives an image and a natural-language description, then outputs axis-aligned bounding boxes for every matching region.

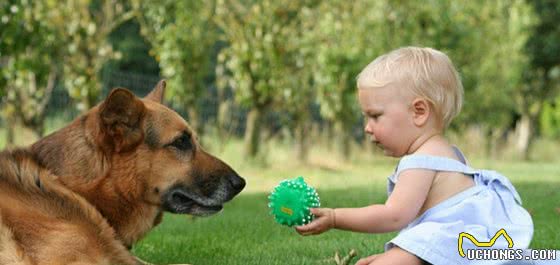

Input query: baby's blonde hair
[357,46,463,128]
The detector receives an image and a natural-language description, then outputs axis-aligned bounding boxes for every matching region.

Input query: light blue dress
[384,147,534,265]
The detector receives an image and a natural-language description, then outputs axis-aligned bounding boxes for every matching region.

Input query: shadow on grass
[133,182,559,265]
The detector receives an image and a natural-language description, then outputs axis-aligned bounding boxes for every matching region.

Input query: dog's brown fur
[0,81,245,265]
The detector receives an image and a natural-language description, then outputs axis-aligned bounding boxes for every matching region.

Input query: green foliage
[214,0,322,157]
[52,0,134,111]
[311,1,373,125]
[134,0,221,131]
[540,97,560,138]
[453,0,533,132]
[216,0,282,108]
[2,0,560,157]
[0,0,63,136]
[513,0,560,158]
[135,1,218,102]
[522,0,560,107]
[156,0,218,101]
[525,0,560,71]
[106,20,159,75]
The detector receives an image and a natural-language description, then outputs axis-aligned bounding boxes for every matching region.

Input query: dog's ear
[99,88,146,153]
[145,80,166,103]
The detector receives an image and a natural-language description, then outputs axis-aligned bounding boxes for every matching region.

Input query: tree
[437,0,533,158]
[311,0,401,158]
[0,1,61,142]
[517,0,560,160]
[134,0,220,135]
[106,19,160,76]
[51,0,134,111]
[310,5,350,157]
[307,0,533,159]
[272,1,321,163]
[215,0,315,158]
[540,96,560,138]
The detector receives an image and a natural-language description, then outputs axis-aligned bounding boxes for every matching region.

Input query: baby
[296,47,533,265]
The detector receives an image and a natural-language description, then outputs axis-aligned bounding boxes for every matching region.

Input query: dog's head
[30,80,244,245]
[90,80,245,217]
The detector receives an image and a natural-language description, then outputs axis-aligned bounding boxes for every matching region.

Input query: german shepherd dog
[0,81,245,265]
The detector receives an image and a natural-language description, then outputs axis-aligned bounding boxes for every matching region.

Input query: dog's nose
[228,174,246,192]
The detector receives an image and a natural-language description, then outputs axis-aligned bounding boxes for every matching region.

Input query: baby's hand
[295,208,335,236]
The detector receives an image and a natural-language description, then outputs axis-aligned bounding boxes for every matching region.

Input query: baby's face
[358,84,418,157]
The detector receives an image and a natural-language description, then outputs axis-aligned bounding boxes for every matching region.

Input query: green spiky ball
[268,176,320,227]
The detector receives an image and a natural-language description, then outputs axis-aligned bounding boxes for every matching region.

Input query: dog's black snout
[228,174,246,192]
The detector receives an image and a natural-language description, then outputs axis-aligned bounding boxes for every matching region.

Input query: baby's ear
[411,98,431,126]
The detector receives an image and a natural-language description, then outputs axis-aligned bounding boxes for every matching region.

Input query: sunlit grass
[1,128,558,264]
[132,138,560,265]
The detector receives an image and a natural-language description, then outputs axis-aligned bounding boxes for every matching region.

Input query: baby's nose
[364,123,374,135]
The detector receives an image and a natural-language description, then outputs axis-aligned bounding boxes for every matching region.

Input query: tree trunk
[86,87,97,112]
[187,106,200,134]
[515,114,535,160]
[334,121,351,160]
[295,120,310,163]
[244,108,263,158]
[216,99,232,150]
[80,81,101,112]
[484,128,494,159]
[325,123,334,151]
[22,122,44,139]
[341,132,351,160]
[6,116,15,147]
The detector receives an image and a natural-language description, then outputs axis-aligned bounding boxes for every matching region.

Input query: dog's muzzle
[162,174,245,216]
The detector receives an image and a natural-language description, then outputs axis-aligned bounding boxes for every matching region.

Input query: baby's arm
[296,169,435,235]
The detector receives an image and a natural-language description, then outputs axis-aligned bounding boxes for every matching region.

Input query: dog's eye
[170,134,193,151]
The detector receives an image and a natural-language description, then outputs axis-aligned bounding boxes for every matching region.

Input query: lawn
[132,141,560,265]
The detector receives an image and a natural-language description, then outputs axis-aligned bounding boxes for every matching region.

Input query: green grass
[1,124,558,264]
[132,140,560,265]
[133,189,396,265]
